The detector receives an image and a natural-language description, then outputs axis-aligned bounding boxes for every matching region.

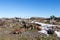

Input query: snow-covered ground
[31,21,60,37]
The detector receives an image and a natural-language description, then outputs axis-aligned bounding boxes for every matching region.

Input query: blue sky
[0,0,60,18]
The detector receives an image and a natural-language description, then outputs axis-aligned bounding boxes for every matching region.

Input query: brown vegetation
[0,16,60,40]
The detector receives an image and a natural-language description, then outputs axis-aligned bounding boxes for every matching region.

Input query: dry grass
[0,17,60,40]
